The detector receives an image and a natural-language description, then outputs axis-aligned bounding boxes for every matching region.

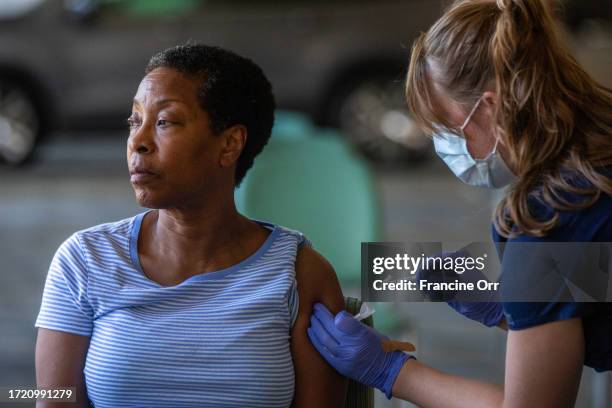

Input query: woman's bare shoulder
[294,245,344,313]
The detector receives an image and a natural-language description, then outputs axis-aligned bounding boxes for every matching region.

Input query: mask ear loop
[459,96,483,137]
[491,137,500,154]
[477,137,501,162]
[461,96,501,161]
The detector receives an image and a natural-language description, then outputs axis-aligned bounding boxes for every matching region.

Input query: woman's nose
[128,124,155,155]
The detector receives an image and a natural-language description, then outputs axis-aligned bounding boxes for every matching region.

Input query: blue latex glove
[307,303,414,399]
[416,249,505,327]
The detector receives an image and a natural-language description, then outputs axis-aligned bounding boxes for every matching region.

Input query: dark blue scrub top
[492,168,612,372]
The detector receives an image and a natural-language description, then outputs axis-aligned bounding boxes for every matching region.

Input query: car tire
[325,73,431,165]
[0,80,40,165]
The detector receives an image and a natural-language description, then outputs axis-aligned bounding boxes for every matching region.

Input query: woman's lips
[130,170,159,184]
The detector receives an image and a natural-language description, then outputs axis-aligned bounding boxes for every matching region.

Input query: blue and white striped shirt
[35,211,305,407]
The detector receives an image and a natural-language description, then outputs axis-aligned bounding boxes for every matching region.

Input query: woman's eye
[157,119,171,127]
[126,117,140,129]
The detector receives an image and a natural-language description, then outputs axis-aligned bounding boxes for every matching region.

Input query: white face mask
[433,97,517,189]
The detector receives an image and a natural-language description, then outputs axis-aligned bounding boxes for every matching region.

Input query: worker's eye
[156,119,171,127]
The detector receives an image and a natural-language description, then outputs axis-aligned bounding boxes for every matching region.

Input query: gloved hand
[416,249,504,327]
[307,303,414,399]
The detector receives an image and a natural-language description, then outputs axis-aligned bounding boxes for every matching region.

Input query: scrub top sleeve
[492,226,591,330]
[35,233,94,337]
[502,301,594,330]
[498,232,595,330]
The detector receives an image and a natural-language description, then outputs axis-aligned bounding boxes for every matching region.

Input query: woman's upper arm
[504,318,584,408]
[291,245,347,408]
[35,328,91,407]
[35,234,94,407]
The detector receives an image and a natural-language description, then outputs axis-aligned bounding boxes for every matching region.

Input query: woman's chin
[133,189,164,209]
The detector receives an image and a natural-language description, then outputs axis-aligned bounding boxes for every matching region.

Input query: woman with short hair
[35,44,347,408]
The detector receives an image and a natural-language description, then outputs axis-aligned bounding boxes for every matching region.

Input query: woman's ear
[219,125,247,167]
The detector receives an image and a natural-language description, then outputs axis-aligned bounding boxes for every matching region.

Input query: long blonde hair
[406,0,612,238]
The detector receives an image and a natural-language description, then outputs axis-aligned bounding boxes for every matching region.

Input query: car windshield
[0,0,43,19]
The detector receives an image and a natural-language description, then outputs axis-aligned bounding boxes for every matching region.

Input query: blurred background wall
[0,0,611,407]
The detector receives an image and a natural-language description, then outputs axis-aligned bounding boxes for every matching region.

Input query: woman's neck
[143,195,261,275]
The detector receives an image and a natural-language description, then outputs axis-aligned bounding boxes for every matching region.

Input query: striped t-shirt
[35,211,305,407]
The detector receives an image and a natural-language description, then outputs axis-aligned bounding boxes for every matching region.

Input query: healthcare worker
[307,0,612,406]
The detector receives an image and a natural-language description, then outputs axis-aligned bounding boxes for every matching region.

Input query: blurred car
[0,0,450,166]
[1,0,610,167]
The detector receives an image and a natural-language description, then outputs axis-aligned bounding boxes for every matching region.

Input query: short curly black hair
[145,44,275,186]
